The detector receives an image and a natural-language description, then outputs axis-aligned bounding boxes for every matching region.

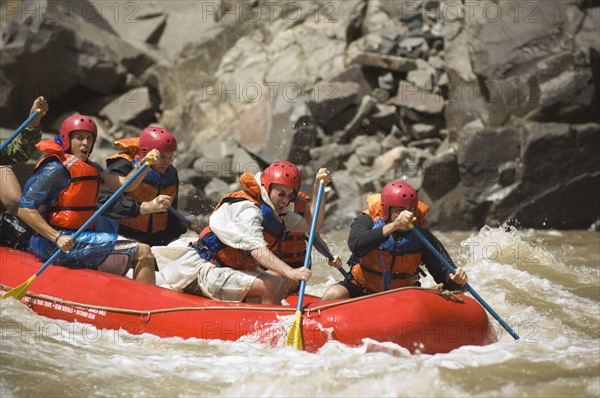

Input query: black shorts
[336,278,371,298]
[335,274,422,298]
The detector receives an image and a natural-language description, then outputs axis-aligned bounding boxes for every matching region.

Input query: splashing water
[2,226,599,397]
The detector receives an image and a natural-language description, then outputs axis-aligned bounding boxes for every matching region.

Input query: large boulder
[464,0,598,123]
[2,0,598,231]
[232,88,317,164]
[492,122,600,229]
[0,0,154,127]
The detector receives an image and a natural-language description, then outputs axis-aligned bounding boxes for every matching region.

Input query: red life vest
[270,192,310,268]
[194,173,281,271]
[351,194,429,292]
[34,140,101,230]
[106,137,178,233]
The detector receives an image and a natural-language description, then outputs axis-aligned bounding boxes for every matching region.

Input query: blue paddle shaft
[295,181,326,312]
[410,225,520,340]
[0,110,41,154]
[34,162,150,277]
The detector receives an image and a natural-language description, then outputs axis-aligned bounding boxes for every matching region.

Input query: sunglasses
[272,188,297,200]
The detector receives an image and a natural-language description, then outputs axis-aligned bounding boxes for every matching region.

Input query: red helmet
[139,126,177,155]
[59,115,97,152]
[260,161,301,193]
[381,181,418,220]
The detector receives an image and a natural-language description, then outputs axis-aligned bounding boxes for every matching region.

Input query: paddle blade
[1,275,36,301]
[286,310,304,350]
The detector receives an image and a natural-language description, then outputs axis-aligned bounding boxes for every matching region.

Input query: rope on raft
[305,284,465,315]
[0,283,465,318]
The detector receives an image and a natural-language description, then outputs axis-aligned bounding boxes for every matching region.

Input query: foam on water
[1,226,599,397]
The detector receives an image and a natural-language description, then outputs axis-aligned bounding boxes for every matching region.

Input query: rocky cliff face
[1,0,598,230]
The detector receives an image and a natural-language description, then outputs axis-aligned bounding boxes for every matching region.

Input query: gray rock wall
[1,0,598,230]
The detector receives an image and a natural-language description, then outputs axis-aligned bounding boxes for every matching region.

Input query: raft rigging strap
[0,283,464,318]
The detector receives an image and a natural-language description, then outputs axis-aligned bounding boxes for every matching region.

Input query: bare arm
[250,246,311,282]
[28,96,49,127]
[17,208,75,252]
[100,149,159,191]
[100,165,147,192]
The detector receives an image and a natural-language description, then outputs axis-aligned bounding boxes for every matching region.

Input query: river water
[1,226,598,397]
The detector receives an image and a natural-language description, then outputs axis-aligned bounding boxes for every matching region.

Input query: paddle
[313,235,348,278]
[286,179,325,350]
[167,206,201,234]
[0,109,44,154]
[2,161,151,301]
[409,224,520,340]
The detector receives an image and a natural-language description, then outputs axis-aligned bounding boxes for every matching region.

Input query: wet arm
[251,246,297,279]
[17,162,68,242]
[18,207,60,242]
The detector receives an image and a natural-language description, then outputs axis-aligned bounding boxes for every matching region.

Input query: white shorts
[153,238,283,302]
[197,263,261,302]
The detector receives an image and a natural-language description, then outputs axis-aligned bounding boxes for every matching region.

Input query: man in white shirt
[154,161,332,305]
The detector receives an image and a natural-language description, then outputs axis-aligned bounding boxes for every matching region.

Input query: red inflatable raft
[0,246,496,353]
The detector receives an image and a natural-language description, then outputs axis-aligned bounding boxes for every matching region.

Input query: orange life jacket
[270,192,310,268]
[106,137,178,233]
[193,173,282,271]
[351,194,429,292]
[34,140,101,231]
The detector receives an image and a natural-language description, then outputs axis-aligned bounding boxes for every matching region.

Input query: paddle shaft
[0,110,41,154]
[295,181,326,312]
[410,225,520,340]
[167,206,201,234]
[313,235,348,278]
[33,162,150,278]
